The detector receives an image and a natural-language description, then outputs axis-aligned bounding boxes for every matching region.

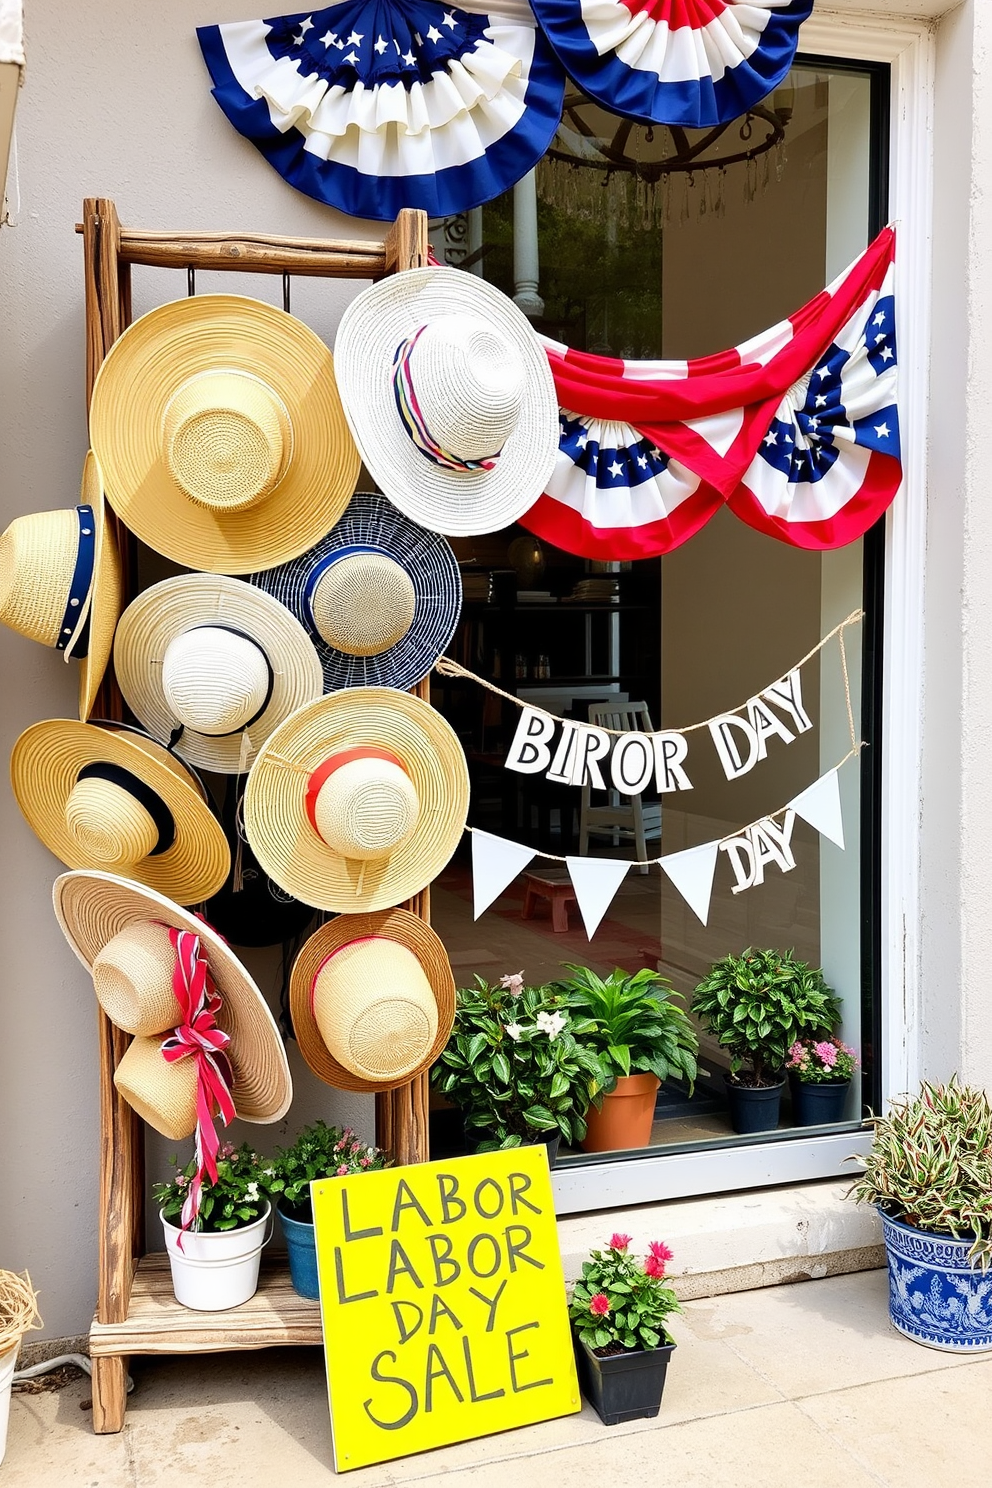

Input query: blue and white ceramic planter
[880,1210,992,1353]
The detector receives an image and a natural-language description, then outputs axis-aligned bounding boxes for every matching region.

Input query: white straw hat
[113,574,324,774]
[334,268,559,536]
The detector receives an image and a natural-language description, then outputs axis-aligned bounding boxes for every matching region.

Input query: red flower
[609,1232,632,1252]
[589,1293,611,1317]
[644,1255,666,1279]
[649,1240,674,1264]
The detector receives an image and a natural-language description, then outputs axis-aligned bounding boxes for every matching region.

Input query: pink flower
[218,1141,235,1159]
[649,1240,674,1263]
[499,971,525,997]
[350,1141,362,1154]
[336,1164,349,1176]
[644,1255,666,1279]
[589,1293,611,1317]
[176,1174,187,1189]
[609,1232,632,1252]
[789,1042,803,1061]
[359,1157,370,1168]
[814,1041,837,1067]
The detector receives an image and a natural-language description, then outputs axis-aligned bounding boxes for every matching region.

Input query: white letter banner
[789,768,845,850]
[471,831,537,920]
[566,856,630,940]
[659,840,720,927]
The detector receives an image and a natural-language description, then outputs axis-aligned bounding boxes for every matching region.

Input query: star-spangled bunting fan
[524,226,900,557]
[528,0,812,127]
[197,2,565,220]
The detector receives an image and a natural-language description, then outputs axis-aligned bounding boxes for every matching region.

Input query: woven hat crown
[0,509,87,648]
[114,1034,199,1141]
[93,921,183,1037]
[162,626,271,737]
[312,553,416,656]
[312,756,420,861]
[405,315,526,462]
[312,938,439,1083]
[162,370,292,513]
[64,777,160,869]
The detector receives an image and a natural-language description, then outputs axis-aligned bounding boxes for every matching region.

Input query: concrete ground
[5,1269,987,1487]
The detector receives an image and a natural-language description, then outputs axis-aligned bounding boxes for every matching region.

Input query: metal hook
[282,272,291,313]
[187,265,196,297]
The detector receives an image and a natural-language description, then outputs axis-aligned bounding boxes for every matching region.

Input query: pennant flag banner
[472,828,536,918]
[658,840,720,927]
[789,767,845,850]
[565,855,631,939]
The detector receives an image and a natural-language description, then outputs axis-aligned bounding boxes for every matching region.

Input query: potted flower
[263,1122,390,1299]
[553,964,699,1152]
[430,971,605,1157]
[691,948,842,1134]
[568,1233,680,1425]
[0,1270,41,1466]
[786,1037,859,1125]
[152,1142,272,1312]
[849,1077,992,1353]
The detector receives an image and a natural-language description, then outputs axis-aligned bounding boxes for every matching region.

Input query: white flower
[504,1022,524,1042]
[262,1167,276,1179]
[245,1181,260,1201]
[535,1010,567,1041]
[499,971,525,997]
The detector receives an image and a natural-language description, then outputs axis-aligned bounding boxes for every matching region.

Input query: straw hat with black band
[290,909,455,1093]
[11,721,229,905]
[249,491,462,694]
[334,268,560,537]
[113,574,324,774]
[0,452,122,720]
[243,687,469,913]
[89,294,360,574]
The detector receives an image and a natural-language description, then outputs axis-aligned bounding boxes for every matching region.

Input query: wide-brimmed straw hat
[11,721,229,905]
[334,268,559,537]
[89,294,359,574]
[53,870,292,1136]
[249,492,462,693]
[113,574,324,774]
[290,909,455,1092]
[243,687,469,912]
[0,453,123,720]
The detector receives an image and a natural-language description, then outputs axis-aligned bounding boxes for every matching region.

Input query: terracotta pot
[582,1073,660,1152]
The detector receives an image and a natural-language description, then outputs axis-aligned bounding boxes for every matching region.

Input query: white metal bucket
[0,1341,18,1466]
[161,1203,272,1312]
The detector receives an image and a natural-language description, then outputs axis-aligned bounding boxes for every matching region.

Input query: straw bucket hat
[290,910,455,1092]
[113,574,324,774]
[243,687,469,912]
[334,268,559,537]
[249,492,462,693]
[11,721,230,905]
[0,453,122,720]
[53,870,292,1136]
[89,294,360,574]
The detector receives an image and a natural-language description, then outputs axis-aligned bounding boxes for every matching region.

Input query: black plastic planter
[724,1076,784,1134]
[792,1077,851,1126]
[575,1335,676,1425]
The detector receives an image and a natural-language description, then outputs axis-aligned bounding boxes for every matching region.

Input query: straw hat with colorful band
[244,687,469,912]
[334,268,559,537]
[113,574,324,774]
[11,721,230,905]
[290,909,455,1093]
[249,492,462,693]
[89,294,360,574]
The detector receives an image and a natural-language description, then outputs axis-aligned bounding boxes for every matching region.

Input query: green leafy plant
[849,1077,992,1268]
[263,1121,390,1224]
[787,1037,859,1084]
[552,964,698,1098]
[569,1233,681,1353]
[152,1142,268,1233]
[430,971,606,1150]
[691,947,842,1088]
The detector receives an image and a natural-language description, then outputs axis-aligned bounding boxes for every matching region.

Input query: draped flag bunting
[524,227,900,558]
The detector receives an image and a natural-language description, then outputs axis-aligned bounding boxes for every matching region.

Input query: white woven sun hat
[113,574,324,774]
[334,268,559,537]
[249,492,462,692]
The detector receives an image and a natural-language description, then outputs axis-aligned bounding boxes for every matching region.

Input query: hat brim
[244,687,469,913]
[11,722,230,905]
[53,870,292,1123]
[250,492,462,693]
[114,574,324,774]
[77,453,124,722]
[289,909,455,1093]
[90,294,360,574]
[334,269,560,537]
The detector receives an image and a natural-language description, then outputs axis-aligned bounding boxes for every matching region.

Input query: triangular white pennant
[565,857,631,940]
[789,769,845,850]
[659,841,720,927]
[471,831,537,920]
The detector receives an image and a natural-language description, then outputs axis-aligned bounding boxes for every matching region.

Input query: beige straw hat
[53,870,292,1136]
[243,687,469,912]
[290,909,455,1092]
[113,574,324,774]
[334,268,560,537]
[11,721,230,905]
[0,453,123,720]
[89,294,360,574]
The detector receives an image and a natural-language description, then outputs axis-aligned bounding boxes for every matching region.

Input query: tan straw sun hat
[11,721,230,905]
[53,870,292,1136]
[89,294,360,574]
[290,909,455,1092]
[243,687,469,913]
[334,267,560,537]
[0,453,123,720]
[114,574,324,774]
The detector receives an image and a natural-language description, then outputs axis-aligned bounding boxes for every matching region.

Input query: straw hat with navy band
[249,492,462,694]
[334,268,560,538]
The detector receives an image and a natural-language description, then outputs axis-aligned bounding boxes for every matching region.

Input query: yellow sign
[313,1145,580,1471]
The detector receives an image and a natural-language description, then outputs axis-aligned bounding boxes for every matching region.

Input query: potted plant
[0,1271,40,1466]
[430,970,605,1156]
[786,1036,859,1125]
[263,1122,390,1299]
[153,1142,272,1312]
[569,1233,680,1425]
[553,964,699,1152]
[849,1077,992,1353]
[691,948,842,1134]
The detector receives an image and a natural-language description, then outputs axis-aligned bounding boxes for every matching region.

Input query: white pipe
[13,1354,133,1393]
